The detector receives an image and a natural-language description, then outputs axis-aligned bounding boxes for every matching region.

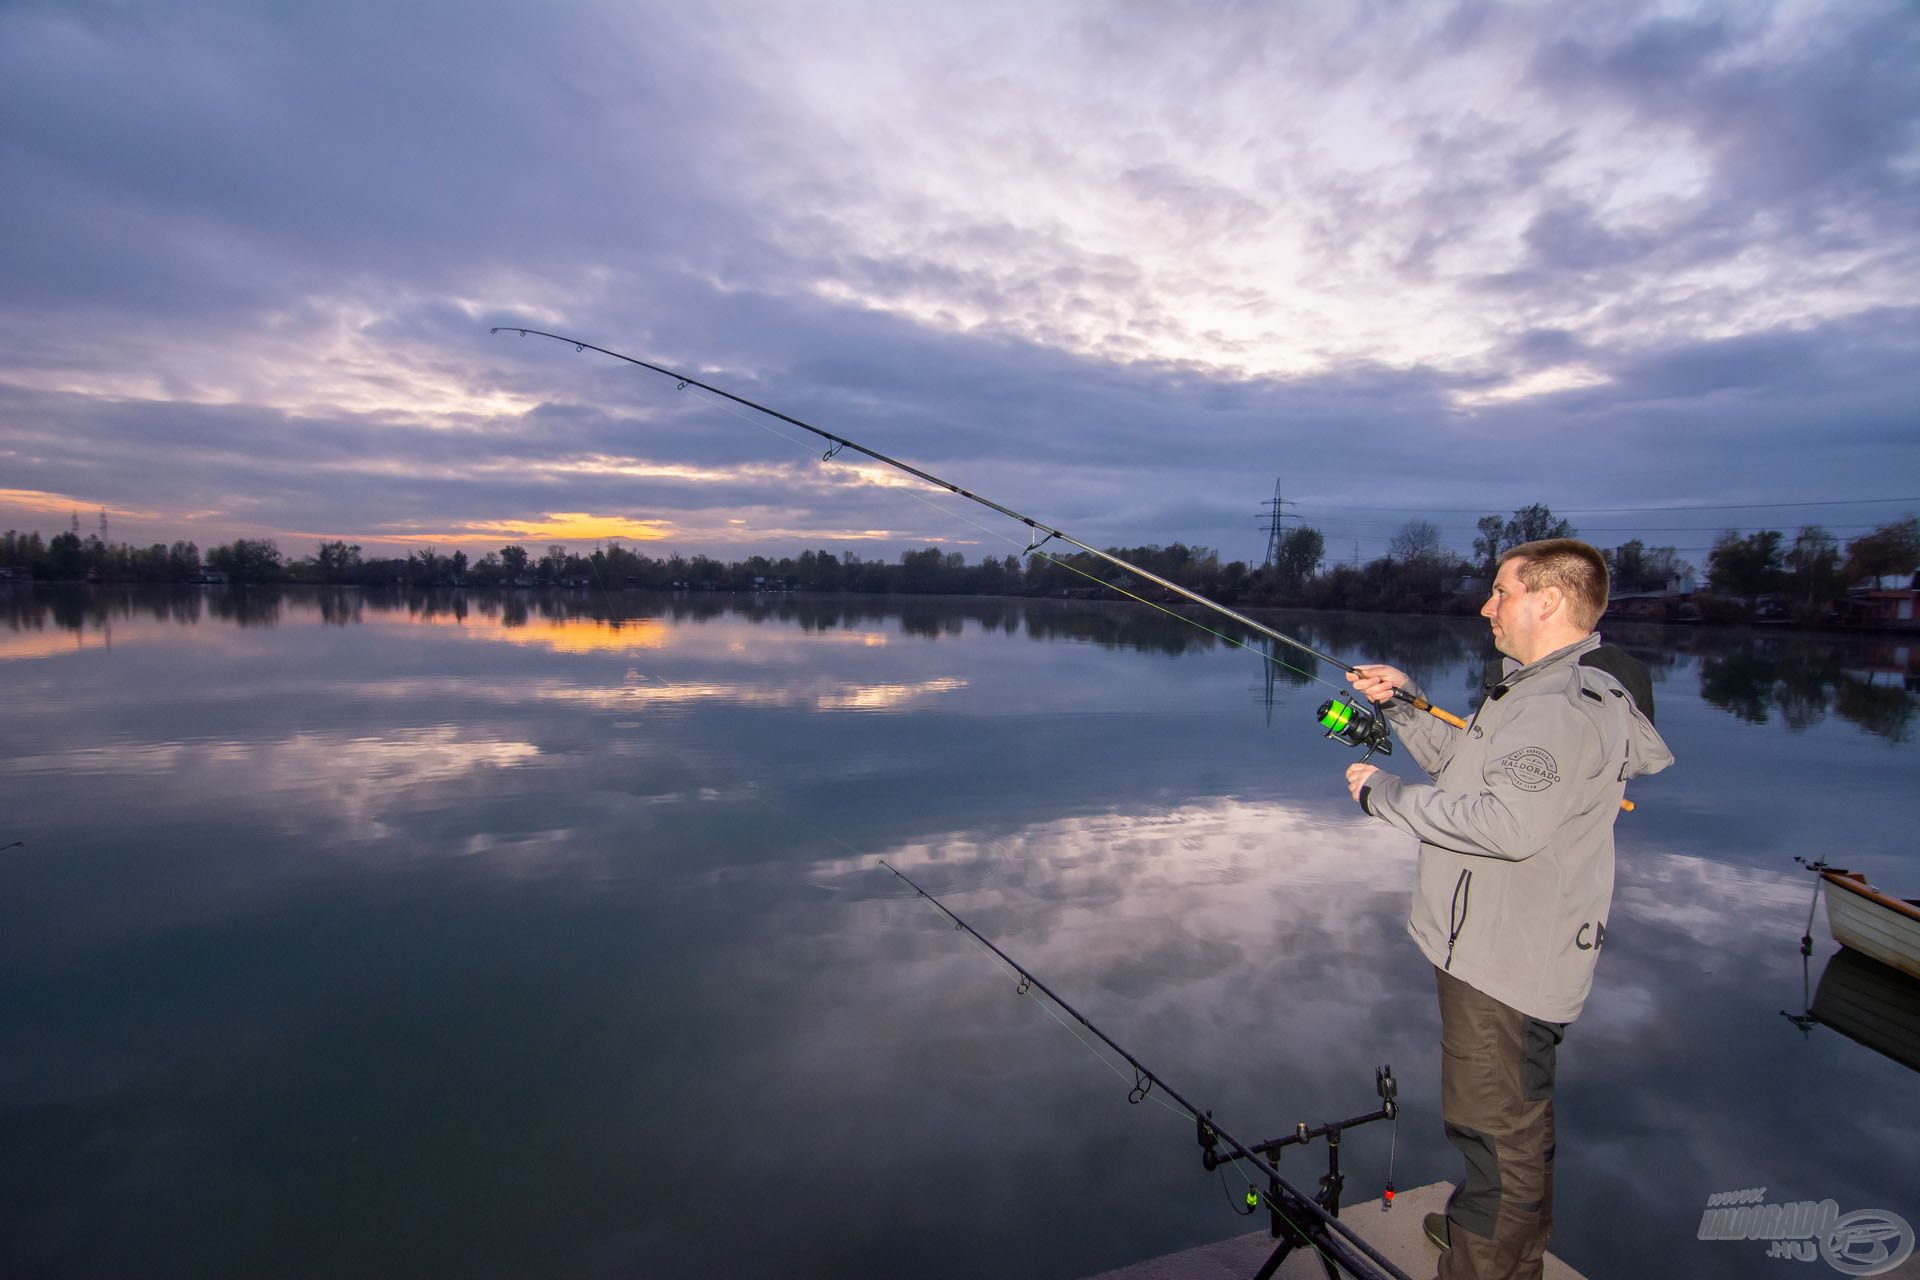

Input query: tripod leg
[1251,1237,1296,1280]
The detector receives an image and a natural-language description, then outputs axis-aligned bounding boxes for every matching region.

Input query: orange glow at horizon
[374,512,676,546]
[0,488,169,521]
[0,487,91,517]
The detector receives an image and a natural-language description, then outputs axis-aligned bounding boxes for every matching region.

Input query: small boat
[1820,866,1920,982]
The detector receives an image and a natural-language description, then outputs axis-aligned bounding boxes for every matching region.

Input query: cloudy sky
[2,0,1916,568]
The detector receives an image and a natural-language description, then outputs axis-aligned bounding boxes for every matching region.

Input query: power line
[1550,520,1889,529]
[1324,524,1893,543]
[1560,498,1917,514]
[1329,519,1892,532]
[1298,496,1918,515]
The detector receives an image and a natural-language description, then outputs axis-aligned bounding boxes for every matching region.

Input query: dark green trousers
[1435,966,1567,1280]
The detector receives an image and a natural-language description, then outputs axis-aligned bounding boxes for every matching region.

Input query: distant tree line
[3,529,207,582]
[1270,502,1592,614]
[5,510,1913,624]
[1704,516,1919,614]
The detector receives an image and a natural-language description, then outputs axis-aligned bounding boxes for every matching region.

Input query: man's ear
[1536,585,1563,621]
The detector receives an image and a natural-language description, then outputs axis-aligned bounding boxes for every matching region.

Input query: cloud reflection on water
[541,673,969,713]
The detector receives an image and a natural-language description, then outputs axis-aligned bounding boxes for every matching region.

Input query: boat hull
[1823,871,1920,982]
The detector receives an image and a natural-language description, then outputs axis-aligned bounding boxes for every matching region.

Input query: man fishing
[1341,538,1673,1280]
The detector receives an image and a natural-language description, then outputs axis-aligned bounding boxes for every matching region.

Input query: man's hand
[1346,762,1379,802]
[1346,663,1409,705]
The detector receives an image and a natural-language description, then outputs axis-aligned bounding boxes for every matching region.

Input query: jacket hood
[1611,679,1675,780]
[1504,634,1674,781]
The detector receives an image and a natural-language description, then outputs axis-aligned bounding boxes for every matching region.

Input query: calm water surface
[3,587,1916,1279]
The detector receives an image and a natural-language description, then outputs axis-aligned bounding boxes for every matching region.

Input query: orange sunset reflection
[391,611,671,655]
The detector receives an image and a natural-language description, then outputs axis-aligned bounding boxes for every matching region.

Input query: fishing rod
[880,860,1412,1280]
[490,326,1468,758]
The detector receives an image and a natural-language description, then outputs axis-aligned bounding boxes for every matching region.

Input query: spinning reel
[1314,694,1395,762]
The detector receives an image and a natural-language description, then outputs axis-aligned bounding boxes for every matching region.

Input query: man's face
[1482,558,1546,661]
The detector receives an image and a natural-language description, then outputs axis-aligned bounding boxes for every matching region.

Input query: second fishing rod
[491,326,1467,757]
[881,860,1415,1280]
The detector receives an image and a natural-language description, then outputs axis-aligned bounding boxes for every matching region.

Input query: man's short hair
[1500,539,1609,631]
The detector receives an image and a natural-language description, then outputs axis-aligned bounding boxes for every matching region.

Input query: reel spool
[1314,696,1394,762]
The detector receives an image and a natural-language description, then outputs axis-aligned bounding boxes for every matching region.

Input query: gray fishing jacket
[1357,633,1674,1023]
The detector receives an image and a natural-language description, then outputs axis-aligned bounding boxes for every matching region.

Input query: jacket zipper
[1445,868,1472,970]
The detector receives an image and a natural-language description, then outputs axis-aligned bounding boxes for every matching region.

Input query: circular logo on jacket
[1499,746,1560,791]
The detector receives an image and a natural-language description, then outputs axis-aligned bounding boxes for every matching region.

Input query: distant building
[1449,573,1488,598]
[1839,568,1920,627]
[1607,567,1699,620]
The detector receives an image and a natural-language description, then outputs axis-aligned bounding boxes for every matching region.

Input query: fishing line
[616,355,1340,692]
[959,924,1298,1229]
[658,377,1396,758]
[490,326,1469,747]
[884,869,1303,1247]
[996,943,1278,1228]
[696,389,1329,683]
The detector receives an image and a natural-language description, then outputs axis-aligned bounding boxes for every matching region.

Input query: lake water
[3,587,1915,1279]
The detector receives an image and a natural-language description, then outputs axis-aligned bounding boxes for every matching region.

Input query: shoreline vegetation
[4,507,1916,631]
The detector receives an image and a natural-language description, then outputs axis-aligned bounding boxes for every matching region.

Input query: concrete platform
[1082,1182,1589,1280]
